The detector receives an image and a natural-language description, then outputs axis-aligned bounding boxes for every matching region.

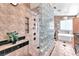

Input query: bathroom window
[60,19,73,31]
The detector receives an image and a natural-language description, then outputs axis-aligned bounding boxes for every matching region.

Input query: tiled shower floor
[51,41,76,56]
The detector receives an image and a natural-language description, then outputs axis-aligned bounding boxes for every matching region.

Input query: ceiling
[50,3,79,16]
[30,3,79,16]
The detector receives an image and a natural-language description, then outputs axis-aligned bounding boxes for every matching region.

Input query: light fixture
[10,3,18,6]
[63,17,68,20]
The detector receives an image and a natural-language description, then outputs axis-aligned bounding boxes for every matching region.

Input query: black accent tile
[33,37,36,40]
[33,33,36,35]
[0,40,29,56]
[37,46,40,49]
[0,36,25,46]
[34,19,36,21]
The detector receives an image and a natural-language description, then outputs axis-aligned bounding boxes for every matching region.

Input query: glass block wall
[38,3,54,55]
